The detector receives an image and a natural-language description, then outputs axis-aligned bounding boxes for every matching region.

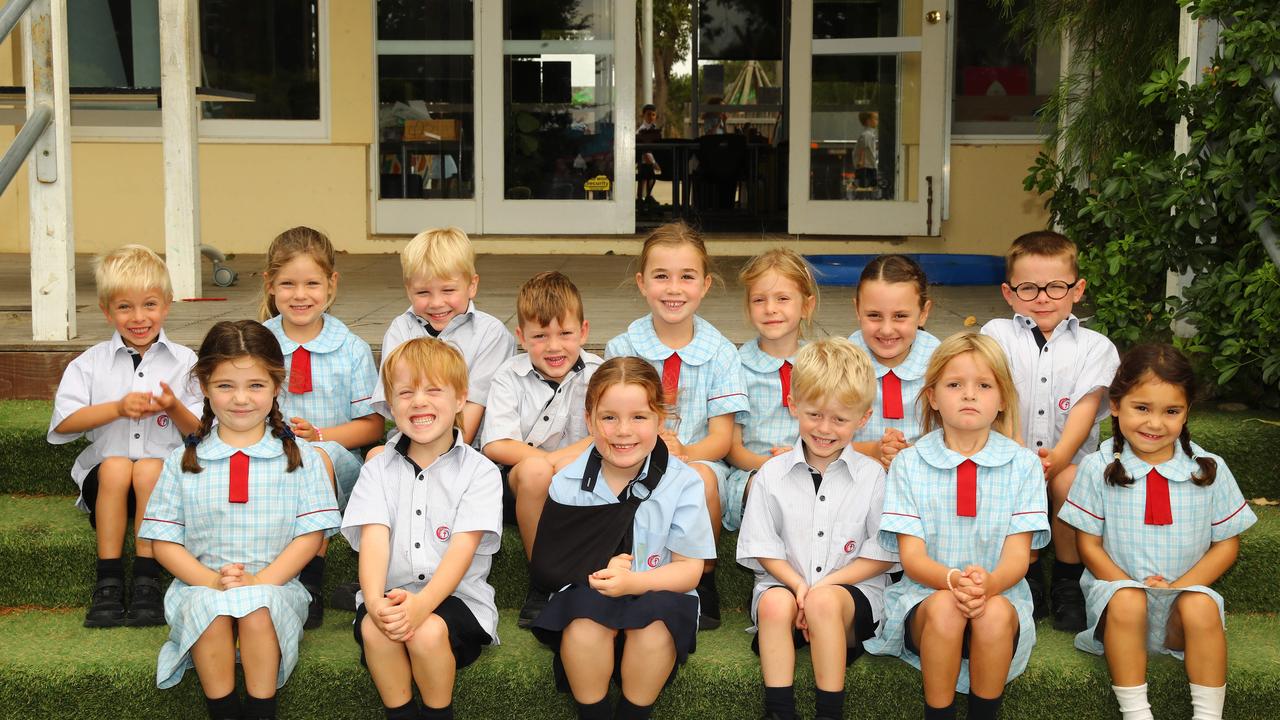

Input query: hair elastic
[278,425,296,441]
[183,433,201,448]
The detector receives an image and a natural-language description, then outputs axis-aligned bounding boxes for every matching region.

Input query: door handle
[925,10,943,24]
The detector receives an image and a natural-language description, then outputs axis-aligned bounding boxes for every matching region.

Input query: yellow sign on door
[583,175,612,192]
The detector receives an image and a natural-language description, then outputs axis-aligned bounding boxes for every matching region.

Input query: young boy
[342,338,502,720]
[737,338,897,720]
[479,271,602,624]
[372,227,516,446]
[980,230,1120,632]
[47,244,202,628]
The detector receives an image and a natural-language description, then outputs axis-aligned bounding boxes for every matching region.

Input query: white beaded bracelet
[945,568,960,592]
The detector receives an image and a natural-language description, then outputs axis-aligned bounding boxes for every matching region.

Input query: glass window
[952,0,1058,136]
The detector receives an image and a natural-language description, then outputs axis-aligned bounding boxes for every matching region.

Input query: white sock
[1189,683,1225,720]
[1112,684,1154,720]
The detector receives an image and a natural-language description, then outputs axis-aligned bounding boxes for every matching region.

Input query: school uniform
[737,441,897,659]
[138,433,340,689]
[340,430,502,665]
[265,313,379,507]
[725,338,801,531]
[865,429,1049,693]
[47,330,202,513]
[371,302,517,417]
[981,315,1119,463]
[604,315,749,502]
[480,351,603,454]
[1058,443,1256,659]
[848,329,940,445]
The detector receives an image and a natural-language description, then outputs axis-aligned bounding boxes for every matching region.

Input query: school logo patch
[435,526,450,541]
[156,415,169,428]
[1058,397,1072,411]
[647,554,661,568]
[844,540,857,554]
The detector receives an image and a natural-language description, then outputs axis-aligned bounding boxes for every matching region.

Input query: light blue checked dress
[265,313,379,507]
[865,429,1049,693]
[848,329,940,445]
[724,338,802,531]
[139,431,340,689]
[605,315,749,497]
[1058,442,1256,659]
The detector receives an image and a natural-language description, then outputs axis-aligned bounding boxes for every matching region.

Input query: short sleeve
[371,320,411,417]
[1007,451,1051,548]
[137,451,186,544]
[292,446,341,538]
[1072,335,1120,422]
[604,333,631,360]
[466,323,516,407]
[341,463,392,549]
[705,345,750,417]
[348,338,379,419]
[479,366,524,448]
[856,465,898,562]
[665,464,717,560]
[1059,452,1107,536]
[48,356,93,444]
[734,466,786,569]
[877,451,925,552]
[451,458,504,555]
[1208,458,1258,542]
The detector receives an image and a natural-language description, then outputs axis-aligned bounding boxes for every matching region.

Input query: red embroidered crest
[435,526,450,541]
[843,540,857,554]
[647,554,661,568]
[1058,397,1072,411]
[156,415,169,428]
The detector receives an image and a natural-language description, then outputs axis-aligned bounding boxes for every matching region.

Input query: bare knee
[406,614,450,655]
[1107,587,1148,624]
[313,447,336,486]
[1050,464,1077,504]
[513,458,554,495]
[1174,592,1220,632]
[359,614,397,649]
[97,457,134,490]
[624,621,674,654]
[971,596,1017,640]
[694,464,718,496]
[237,608,275,636]
[757,587,799,626]
[920,592,967,639]
[803,585,847,624]
[563,618,614,648]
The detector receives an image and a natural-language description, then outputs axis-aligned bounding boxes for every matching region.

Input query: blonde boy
[737,338,897,720]
[48,245,202,628]
[980,230,1119,633]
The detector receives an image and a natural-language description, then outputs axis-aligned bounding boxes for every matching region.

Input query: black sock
[763,685,796,719]
[384,700,418,720]
[96,557,124,582]
[204,692,240,720]
[421,703,454,720]
[243,694,276,719]
[300,556,325,589]
[815,688,845,719]
[1053,559,1084,583]
[576,698,611,720]
[614,696,654,720]
[923,701,956,720]
[967,693,1004,720]
[133,556,161,579]
[1023,556,1042,582]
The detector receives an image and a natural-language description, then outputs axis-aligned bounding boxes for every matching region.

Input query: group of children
[47,222,1256,720]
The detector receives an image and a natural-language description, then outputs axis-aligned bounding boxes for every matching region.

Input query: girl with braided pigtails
[1058,344,1256,720]
[138,320,341,720]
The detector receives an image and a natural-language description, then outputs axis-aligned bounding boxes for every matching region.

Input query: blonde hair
[259,226,338,321]
[919,332,1020,439]
[401,227,476,284]
[738,247,819,336]
[380,338,469,430]
[1006,230,1079,281]
[638,221,713,278]
[517,271,585,327]
[94,245,172,306]
[585,357,667,421]
[790,337,876,414]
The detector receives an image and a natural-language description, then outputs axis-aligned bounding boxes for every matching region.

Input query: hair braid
[1103,417,1132,487]
[181,399,217,473]
[267,400,303,472]
[1180,424,1218,486]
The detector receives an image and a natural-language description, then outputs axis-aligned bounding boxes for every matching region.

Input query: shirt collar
[392,428,466,475]
[511,352,589,380]
[624,315,718,365]
[195,428,285,461]
[264,313,347,354]
[781,436,861,476]
[738,337,800,373]
[849,329,939,381]
[1118,440,1202,482]
[1012,313,1079,339]
[913,428,1019,470]
[562,443,660,502]
[109,328,176,358]
[406,302,476,336]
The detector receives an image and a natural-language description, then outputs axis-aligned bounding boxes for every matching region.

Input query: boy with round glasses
[981,230,1119,633]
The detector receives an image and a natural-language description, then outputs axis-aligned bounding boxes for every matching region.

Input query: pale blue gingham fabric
[265,313,379,507]
[138,432,340,689]
[848,329,940,445]
[864,429,1049,693]
[1058,442,1256,659]
[723,337,802,531]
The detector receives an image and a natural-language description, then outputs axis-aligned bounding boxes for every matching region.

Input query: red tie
[229,451,249,504]
[289,346,313,394]
[1144,468,1173,525]
[779,360,793,408]
[662,353,682,405]
[882,371,904,419]
[956,459,977,517]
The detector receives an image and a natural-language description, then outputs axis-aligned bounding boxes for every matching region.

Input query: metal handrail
[0,0,36,44]
[0,103,48,193]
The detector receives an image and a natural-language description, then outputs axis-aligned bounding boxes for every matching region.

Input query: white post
[23,0,75,341]
[641,0,653,105]
[159,0,201,299]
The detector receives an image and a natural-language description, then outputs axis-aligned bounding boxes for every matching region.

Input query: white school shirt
[48,330,203,510]
[981,314,1119,464]
[479,351,603,453]
[340,430,503,642]
[736,440,897,629]
[371,302,517,417]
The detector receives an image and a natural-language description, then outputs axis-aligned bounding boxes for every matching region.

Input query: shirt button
[414,542,421,548]
[416,509,422,516]
[1041,377,1047,383]
[1038,409,1045,415]
[1043,346,1049,352]
[1036,441,1044,447]
[543,416,549,421]
[138,372,144,377]
[134,433,141,439]
[816,566,823,573]
[819,495,826,502]
[418,574,425,580]
[817,530,824,537]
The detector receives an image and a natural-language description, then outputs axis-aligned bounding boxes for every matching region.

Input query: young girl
[865,333,1049,720]
[724,248,819,532]
[1059,345,1256,720]
[604,221,748,629]
[848,255,940,468]
[139,320,341,720]
[529,357,716,720]
[259,226,384,624]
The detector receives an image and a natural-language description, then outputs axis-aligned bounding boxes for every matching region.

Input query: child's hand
[606,554,633,572]
[218,563,257,590]
[1143,575,1171,589]
[792,582,811,641]
[768,446,792,457]
[879,429,908,469]
[660,432,688,461]
[153,382,180,411]
[1039,447,1067,480]
[289,417,322,442]
[589,566,635,597]
[378,588,415,642]
[961,565,988,589]
[117,391,158,419]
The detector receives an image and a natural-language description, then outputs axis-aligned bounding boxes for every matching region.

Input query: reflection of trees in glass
[377,0,473,41]
[507,0,598,40]
[201,0,320,120]
[636,0,693,136]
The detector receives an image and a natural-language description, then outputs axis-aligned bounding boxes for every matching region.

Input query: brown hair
[1104,344,1216,487]
[738,247,819,335]
[183,320,301,473]
[516,271,585,327]
[259,226,338,321]
[638,221,714,278]
[379,337,470,431]
[919,332,1020,439]
[585,356,667,421]
[1006,230,1079,282]
[855,254,929,310]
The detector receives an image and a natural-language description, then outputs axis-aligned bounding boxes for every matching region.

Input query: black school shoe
[1050,576,1087,632]
[125,575,166,626]
[84,577,127,628]
[1025,567,1048,621]
[518,589,550,630]
[696,573,721,631]
[329,581,360,612]
[303,584,324,630]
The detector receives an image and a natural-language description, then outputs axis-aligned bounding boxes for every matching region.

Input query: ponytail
[181,399,216,473]
[267,400,303,472]
[1103,417,1132,487]
[1180,424,1218,486]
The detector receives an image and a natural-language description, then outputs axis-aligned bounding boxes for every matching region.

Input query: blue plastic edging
[804,254,1006,287]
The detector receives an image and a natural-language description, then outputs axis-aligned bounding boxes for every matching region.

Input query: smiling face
[269,254,336,331]
[388,358,466,451]
[1001,254,1084,335]
[587,382,662,479]
[406,272,479,331]
[1111,374,1188,465]
[517,314,589,382]
[636,243,713,329]
[926,351,1005,435]
[101,287,171,352]
[855,279,931,367]
[205,356,277,443]
[789,394,870,469]
[747,269,814,345]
